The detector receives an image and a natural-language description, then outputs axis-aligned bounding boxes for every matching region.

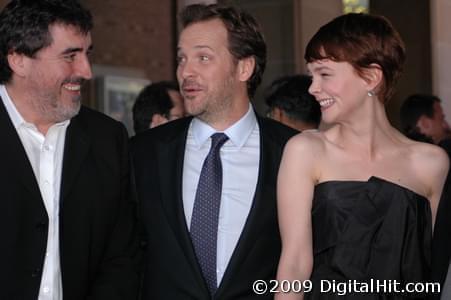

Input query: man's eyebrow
[60,45,93,55]
[60,47,82,55]
[193,45,213,51]
[177,45,214,52]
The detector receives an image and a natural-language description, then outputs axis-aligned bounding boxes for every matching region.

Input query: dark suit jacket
[0,100,139,300]
[131,115,298,300]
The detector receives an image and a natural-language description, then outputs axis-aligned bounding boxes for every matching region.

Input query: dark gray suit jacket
[131,114,297,300]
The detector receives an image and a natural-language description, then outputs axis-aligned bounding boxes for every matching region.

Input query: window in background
[343,0,369,13]
[96,75,150,136]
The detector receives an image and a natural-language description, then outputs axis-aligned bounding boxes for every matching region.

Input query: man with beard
[0,1,139,299]
[131,3,297,300]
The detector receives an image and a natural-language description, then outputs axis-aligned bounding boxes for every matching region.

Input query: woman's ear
[237,56,255,82]
[364,63,383,93]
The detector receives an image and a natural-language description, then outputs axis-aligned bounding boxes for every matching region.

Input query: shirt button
[43,145,50,151]
[31,268,41,277]
[43,286,50,293]
[36,220,47,230]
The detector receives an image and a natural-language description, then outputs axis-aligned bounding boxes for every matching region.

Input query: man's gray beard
[54,100,81,122]
[35,95,82,123]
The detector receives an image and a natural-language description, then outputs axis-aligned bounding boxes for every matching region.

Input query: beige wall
[295,0,342,74]
[431,0,451,122]
[371,0,432,127]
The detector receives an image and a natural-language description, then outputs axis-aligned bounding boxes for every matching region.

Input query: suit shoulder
[258,116,299,143]
[76,106,125,132]
[130,117,192,149]
[439,138,451,157]
[69,107,129,157]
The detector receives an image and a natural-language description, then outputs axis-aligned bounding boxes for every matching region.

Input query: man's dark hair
[132,81,179,133]
[0,0,93,83]
[265,75,321,128]
[180,3,266,98]
[400,94,440,143]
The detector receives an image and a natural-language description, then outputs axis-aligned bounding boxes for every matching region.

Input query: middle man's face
[176,18,240,125]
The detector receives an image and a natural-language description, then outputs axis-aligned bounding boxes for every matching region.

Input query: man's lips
[182,83,203,96]
[62,78,84,93]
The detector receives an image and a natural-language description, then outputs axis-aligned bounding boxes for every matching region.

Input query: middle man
[131,3,298,300]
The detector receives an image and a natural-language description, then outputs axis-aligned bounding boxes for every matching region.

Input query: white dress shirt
[1,85,67,300]
[182,104,260,286]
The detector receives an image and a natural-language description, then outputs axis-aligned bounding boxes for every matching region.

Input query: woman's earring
[367,91,375,97]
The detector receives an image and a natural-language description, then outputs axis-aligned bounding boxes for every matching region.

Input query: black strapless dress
[306,176,432,299]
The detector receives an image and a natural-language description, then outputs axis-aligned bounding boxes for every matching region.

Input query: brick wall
[0,0,177,82]
[82,0,177,82]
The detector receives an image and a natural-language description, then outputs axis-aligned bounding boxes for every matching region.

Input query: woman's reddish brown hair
[305,13,405,103]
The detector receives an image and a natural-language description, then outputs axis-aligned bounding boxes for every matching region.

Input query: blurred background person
[400,94,451,144]
[401,95,451,299]
[265,74,321,132]
[132,81,185,133]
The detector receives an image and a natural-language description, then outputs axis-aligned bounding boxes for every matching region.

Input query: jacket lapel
[60,114,90,203]
[216,116,278,294]
[0,97,42,198]
[156,118,208,291]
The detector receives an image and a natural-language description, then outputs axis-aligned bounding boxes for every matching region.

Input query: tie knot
[210,132,229,150]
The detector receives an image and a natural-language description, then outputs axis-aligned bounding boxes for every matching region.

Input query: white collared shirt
[182,104,260,285]
[1,85,67,300]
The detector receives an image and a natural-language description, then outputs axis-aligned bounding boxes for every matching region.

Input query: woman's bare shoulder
[407,140,448,162]
[287,130,327,151]
[281,130,327,175]
[406,141,449,181]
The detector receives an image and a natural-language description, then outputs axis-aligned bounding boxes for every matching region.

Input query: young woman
[276,13,449,299]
